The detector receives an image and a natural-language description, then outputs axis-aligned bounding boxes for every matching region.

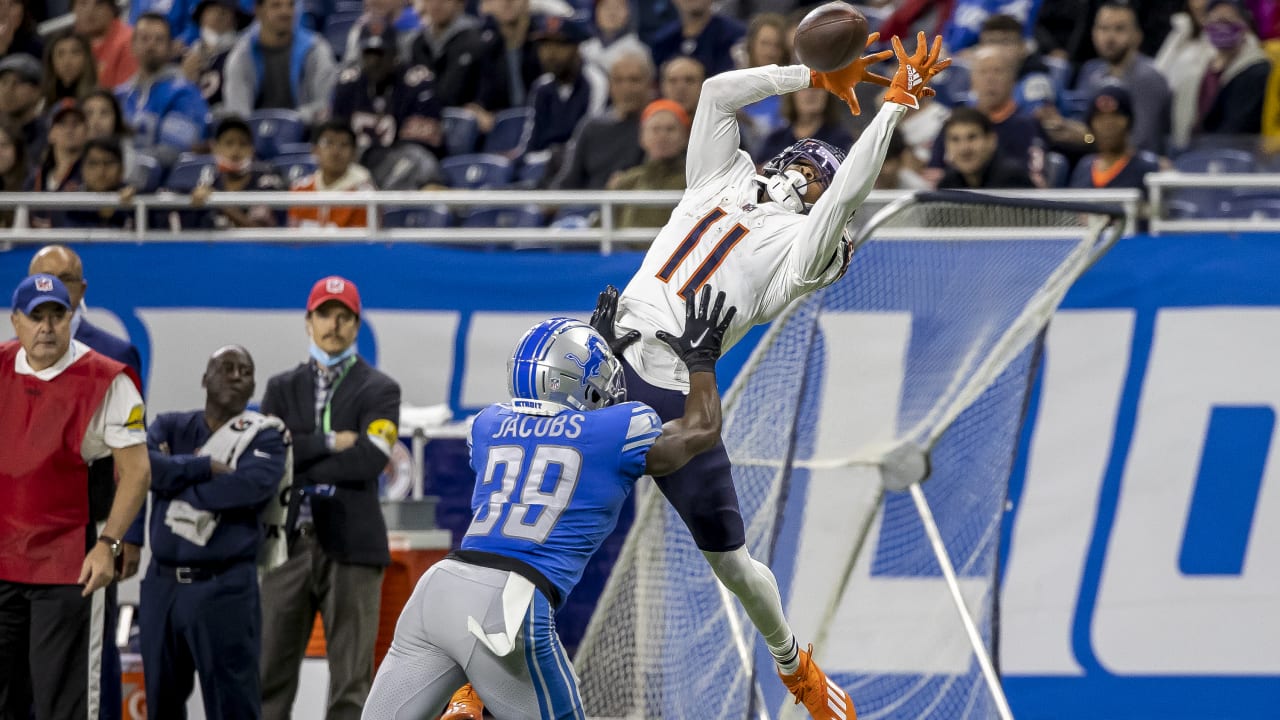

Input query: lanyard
[320,357,357,433]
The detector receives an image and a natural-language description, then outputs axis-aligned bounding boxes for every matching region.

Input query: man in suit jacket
[259,275,401,720]
[28,244,145,720]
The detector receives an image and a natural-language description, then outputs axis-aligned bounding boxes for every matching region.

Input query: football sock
[770,635,801,675]
[702,547,800,673]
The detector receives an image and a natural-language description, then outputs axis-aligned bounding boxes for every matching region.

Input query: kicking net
[574,191,1124,719]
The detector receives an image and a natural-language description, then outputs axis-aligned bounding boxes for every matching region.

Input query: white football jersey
[616,64,908,390]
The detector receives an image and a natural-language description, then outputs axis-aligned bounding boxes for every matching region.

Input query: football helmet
[508,318,626,416]
[757,138,847,212]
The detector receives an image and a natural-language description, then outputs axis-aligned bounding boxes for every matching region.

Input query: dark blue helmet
[763,138,847,189]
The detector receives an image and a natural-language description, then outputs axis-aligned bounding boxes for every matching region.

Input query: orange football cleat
[440,683,484,720]
[779,644,856,720]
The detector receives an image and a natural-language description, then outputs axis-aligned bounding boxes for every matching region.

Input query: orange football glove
[883,32,952,110]
[809,31,894,116]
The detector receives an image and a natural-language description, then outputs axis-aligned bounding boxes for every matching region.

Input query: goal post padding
[574,191,1123,720]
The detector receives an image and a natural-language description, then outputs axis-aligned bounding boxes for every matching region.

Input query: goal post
[574,190,1125,720]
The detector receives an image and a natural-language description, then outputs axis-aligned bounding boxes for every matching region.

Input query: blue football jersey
[461,401,662,599]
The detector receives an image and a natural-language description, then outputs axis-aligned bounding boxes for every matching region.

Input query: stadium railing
[0,188,1144,249]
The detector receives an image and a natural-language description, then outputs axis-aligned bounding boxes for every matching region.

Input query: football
[793,2,870,72]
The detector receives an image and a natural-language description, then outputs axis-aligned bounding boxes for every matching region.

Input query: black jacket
[261,357,400,567]
[408,17,489,109]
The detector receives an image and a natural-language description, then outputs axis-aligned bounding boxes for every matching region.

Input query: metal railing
[0,187,1145,250]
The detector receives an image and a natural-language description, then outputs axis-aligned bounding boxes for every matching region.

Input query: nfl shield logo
[326,278,345,293]
[35,277,53,292]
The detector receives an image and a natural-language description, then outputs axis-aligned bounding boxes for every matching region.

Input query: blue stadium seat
[483,108,533,156]
[929,61,969,108]
[334,0,363,12]
[442,107,480,157]
[325,12,362,61]
[1059,90,1091,121]
[1224,197,1280,219]
[1173,148,1256,174]
[462,205,545,228]
[273,153,318,185]
[515,151,551,188]
[276,142,313,157]
[249,109,307,161]
[550,205,597,228]
[384,206,453,228]
[1164,199,1200,219]
[164,157,216,192]
[131,154,164,194]
[1043,151,1070,188]
[440,153,514,189]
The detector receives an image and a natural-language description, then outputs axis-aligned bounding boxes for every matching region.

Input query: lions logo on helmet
[508,319,625,416]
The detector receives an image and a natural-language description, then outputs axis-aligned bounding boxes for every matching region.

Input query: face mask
[200,27,237,50]
[215,154,252,176]
[1204,20,1246,50]
[309,341,357,367]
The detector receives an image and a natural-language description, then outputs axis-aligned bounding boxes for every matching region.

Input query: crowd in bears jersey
[0,0,1277,227]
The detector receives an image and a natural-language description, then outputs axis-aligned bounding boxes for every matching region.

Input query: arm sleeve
[84,373,147,463]
[618,404,662,478]
[300,42,338,124]
[788,102,907,284]
[221,43,254,119]
[158,86,210,151]
[171,430,287,512]
[686,64,811,190]
[300,379,400,489]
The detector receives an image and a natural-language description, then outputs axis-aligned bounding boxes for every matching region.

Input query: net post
[908,483,1015,720]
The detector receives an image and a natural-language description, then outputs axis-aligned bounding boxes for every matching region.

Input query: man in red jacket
[0,274,150,719]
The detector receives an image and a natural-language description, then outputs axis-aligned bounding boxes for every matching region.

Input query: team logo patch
[565,335,607,387]
[231,417,253,431]
[326,278,345,293]
[35,277,52,292]
[367,418,398,446]
[124,404,145,431]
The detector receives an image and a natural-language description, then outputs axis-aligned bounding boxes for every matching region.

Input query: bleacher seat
[384,207,453,228]
[273,153,319,185]
[442,107,480,157]
[249,109,307,161]
[334,0,363,12]
[1224,197,1280,219]
[131,154,164,194]
[1059,90,1091,121]
[276,142,313,157]
[551,205,597,228]
[325,12,362,61]
[1043,151,1070,188]
[440,153,514,189]
[483,108,533,156]
[462,205,545,228]
[516,151,551,188]
[1173,148,1256,174]
[1164,199,1200,219]
[164,157,216,192]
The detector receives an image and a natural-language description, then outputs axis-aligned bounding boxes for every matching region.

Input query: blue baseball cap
[12,274,71,315]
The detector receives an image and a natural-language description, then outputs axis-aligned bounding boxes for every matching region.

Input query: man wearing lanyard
[258,276,402,720]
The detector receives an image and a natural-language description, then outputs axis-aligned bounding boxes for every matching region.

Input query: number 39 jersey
[461,400,662,600]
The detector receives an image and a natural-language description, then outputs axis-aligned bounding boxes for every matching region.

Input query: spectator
[0,0,43,62]
[331,22,444,189]
[978,14,1059,114]
[1183,0,1271,142]
[1157,0,1213,77]
[757,88,853,167]
[0,274,149,720]
[649,0,744,77]
[659,55,705,119]
[738,12,788,151]
[223,0,338,124]
[0,121,26,227]
[73,0,138,89]
[875,128,931,190]
[408,0,488,109]
[127,345,287,720]
[474,0,543,127]
[1069,86,1160,190]
[527,17,607,155]
[28,100,87,229]
[937,106,1035,189]
[53,137,135,229]
[552,47,651,190]
[187,115,284,228]
[82,88,146,188]
[580,0,646,76]
[1073,0,1172,155]
[42,33,98,108]
[288,120,376,229]
[930,46,1045,172]
[608,98,689,228]
[1034,0,1092,65]
[117,13,210,167]
[0,54,44,157]
[181,0,253,114]
[342,0,420,62]
[259,275,400,720]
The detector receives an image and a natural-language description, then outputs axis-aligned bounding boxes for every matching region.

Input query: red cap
[307,276,360,315]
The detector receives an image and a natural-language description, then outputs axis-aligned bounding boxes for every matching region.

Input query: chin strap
[756,170,807,213]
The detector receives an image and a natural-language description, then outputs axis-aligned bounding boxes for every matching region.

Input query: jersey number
[655,207,750,299]
[467,445,582,543]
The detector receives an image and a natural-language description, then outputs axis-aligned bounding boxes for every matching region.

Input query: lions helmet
[507,318,626,416]
[757,138,847,212]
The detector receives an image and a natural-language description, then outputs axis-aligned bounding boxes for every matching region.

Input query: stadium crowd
[0,0,1275,232]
